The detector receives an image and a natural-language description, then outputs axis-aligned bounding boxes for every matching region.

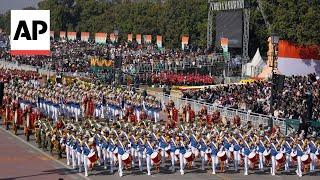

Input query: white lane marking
[0,126,90,180]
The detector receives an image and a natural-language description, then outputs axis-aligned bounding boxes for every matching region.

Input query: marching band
[1,79,320,178]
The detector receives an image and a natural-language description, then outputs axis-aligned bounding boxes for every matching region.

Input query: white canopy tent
[244,48,266,77]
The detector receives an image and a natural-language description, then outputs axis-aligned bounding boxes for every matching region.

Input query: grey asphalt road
[1,124,319,180]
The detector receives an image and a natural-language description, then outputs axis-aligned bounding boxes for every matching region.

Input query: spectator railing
[124,54,227,74]
[161,93,287,133]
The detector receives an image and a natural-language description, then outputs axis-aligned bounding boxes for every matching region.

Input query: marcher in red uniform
[24,106,33,141]
[182,104,195,123]
[86,97,95,117]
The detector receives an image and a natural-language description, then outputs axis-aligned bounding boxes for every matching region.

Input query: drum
[217,151,227,161]
[316,151,320,159]
[184,151,195,163]
[248,152,259,164]
[301,154,311,165]
[121,153,132,166]
[263,150,271,161]
[88,152,98,163]
[290,151,297,161]
[276,153,285,164]
[151,151,161,165]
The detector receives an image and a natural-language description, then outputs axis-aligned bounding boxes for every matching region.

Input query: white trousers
[66,145,70,165]
[77,152,82,172]
[138,151,144,171]
[234,151,239,171]
[118,154,123,177]
[271,156,276,175]
[310,153,316,172]
[296,156,302,177]
[72,149,77,169]
[109,151,114,173]
[244,155,248,175]
[259,152,264,170]
[179,153,185,175]
[83,154,88,177]
[211,155,217,174]
[146,154,152,175]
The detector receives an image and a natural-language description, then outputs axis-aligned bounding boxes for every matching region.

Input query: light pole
[269,34,279,128]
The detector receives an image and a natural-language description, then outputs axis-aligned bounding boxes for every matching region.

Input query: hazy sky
[0,0,42,14]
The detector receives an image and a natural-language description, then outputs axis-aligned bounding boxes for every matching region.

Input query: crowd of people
[0,35,214,74]
[182,74,320,121]
[1,69,320,178]
[151,72,214,86]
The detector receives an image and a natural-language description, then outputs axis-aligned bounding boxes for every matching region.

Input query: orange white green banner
[181,36,189,50]
[67,32,77,40]
[60,31,66,40]
[156,35,162,48]
[128,34,133,42]
[136,34,142,44]
[81,32,89,42]
[95,32,107,44]
[144,35,152,44]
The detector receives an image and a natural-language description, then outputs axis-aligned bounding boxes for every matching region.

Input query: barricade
[161,94,287,133]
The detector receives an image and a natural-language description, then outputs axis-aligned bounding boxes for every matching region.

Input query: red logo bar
[10,50,51,56]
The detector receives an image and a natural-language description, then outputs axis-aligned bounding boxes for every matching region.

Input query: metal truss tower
[207,0,250,63]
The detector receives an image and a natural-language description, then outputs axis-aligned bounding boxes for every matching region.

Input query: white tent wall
[244,48,266,77]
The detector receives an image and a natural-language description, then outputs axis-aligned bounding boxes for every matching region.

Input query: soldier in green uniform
[35,121,42,148]
[41,126,48,151]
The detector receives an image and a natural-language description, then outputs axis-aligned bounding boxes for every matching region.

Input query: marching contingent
[1,70,320,178]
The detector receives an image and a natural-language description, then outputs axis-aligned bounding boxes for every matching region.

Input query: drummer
[199,134,209,171]
[309,136,317,172]
[159,132,169,167]
[107,133,116,174]
[295,142,304,177]
[257,134,266,171]
[283,136,292,172]
[241,137,250,176]
[206,135,216,174]
[232,134,241,172]
[145,135,154,176]
[169,134,178,172]
[117,138,126,177]
[270,139,278,176]
[178,134,187,175]
[137,134,146,172]
[82,134,90,177]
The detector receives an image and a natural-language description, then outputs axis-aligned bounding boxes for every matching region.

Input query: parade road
[0,125,319,180]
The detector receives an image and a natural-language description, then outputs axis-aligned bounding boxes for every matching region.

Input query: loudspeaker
[273,74,285,92]
[0,82,4,106]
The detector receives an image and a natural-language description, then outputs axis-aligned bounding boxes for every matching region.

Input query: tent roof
[250,48,265,66]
